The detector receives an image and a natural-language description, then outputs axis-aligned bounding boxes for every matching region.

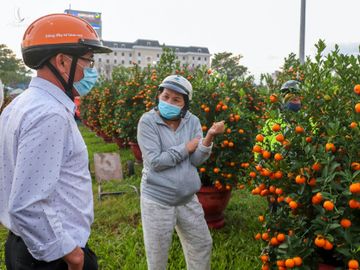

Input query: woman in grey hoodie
[137,74,224,270]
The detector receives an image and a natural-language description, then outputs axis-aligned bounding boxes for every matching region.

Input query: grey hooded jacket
[137,109,212,206]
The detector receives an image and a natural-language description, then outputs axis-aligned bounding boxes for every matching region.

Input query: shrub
[248,40,360,269]
[191,68,262,189]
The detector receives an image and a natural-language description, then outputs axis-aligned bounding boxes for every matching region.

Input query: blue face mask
[73,67,99,96]
[285,102,301,112]
[158,100,182,120]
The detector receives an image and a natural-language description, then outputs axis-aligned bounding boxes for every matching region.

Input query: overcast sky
[1,0,360,80]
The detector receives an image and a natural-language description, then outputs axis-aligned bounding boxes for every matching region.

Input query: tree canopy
[211,52,248,80]
[0,44,31,87]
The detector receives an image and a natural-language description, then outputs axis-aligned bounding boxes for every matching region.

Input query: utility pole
[299,0,306,64]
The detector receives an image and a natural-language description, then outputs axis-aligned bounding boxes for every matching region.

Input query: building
[95,39,211,78]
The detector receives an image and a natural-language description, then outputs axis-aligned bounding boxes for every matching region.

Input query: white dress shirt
[0,77,94,262]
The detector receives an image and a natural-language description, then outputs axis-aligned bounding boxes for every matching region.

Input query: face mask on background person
[158,100,182,120]
[285,102,301,112]
[73,67,99,96]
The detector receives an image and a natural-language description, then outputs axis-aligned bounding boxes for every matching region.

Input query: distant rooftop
[102,39,210,54]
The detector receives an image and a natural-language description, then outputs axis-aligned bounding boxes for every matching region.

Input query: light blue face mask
[73,67,99,96]
[158,100,182,120]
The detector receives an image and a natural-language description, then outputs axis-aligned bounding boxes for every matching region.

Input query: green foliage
[247,40,360,269]
[0,44,31,87]
[191,68,263,188]
[211,52,248,80]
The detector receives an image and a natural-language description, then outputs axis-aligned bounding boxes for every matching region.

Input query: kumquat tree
[191,68,264,189]
[248,40,360,269]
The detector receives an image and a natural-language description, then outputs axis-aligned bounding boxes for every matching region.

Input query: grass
[0,124,266,270]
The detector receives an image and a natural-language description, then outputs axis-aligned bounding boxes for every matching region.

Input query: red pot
[129,141,143,163]
[113,138,127,149]
[102,135,113,143]
[318,264,336,270]
[196,186,231,229]
[96,130,112,143]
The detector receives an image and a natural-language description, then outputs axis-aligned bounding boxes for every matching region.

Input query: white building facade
[94,39,211,78]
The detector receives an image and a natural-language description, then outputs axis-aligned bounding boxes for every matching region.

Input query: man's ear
[53,54,67,74]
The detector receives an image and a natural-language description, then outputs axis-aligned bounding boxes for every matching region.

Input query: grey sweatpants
[141,195,212,270]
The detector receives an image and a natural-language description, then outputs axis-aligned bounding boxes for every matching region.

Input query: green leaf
[336,247,352,257]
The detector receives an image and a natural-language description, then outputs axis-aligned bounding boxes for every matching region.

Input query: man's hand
[186,137,200,153]
[64,246,84,270]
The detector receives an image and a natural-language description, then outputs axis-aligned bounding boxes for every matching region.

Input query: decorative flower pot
[318,263,336,270]
[128,141,143,163]
[196,186,231,229]
[113,138,127,149]
[96,130,113,143]
[102,135,113,143]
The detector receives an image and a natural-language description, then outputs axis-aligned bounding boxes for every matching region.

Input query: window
[138,52,141,57]
[176,56,178,59]
[193,57,195,60]
[121,44,125,48]
[114,52,117,56]
[175,48,179,52]
[198,48,202,53]
[205,57,207,61]
[157,54,160,58]
[114,59,117,64]
[129,53,132,57]
[129,60,132,64]
[147,41,151,46]
[198,57,201,61]
[147,56,151,62]
[98,58,102,62]
[138,60,141,64]
[114,43,118,48]
[106,59,109,63]
[121,60,125,64]
[121,52,124,56]
[183,56,185,60]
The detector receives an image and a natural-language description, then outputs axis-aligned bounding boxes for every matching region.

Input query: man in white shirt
[0,14,111,270]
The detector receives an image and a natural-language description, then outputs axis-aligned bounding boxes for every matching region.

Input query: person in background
[137,74,225,270]
[0,13,111,270]
[260,80,302,152]
[257,80,302,213]
[280,80,302,113]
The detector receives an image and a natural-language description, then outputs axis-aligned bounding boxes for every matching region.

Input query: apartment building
[94,39,211,78]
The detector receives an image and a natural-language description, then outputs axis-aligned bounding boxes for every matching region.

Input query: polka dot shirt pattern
[0,77,93,262]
